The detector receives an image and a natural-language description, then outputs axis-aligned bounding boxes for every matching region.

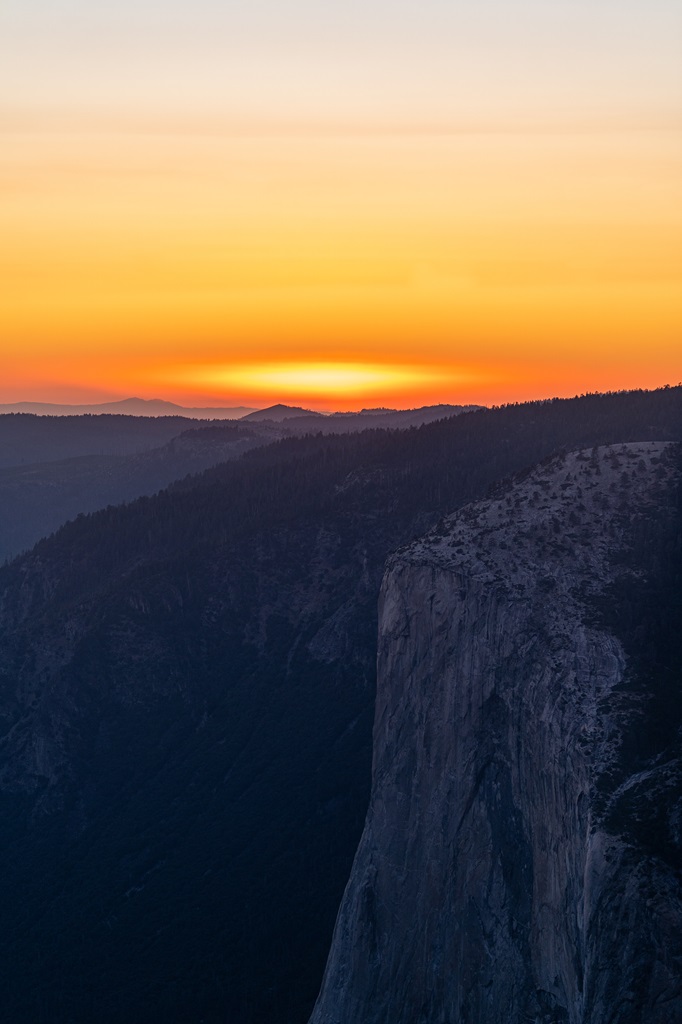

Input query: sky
[1,1,680,410]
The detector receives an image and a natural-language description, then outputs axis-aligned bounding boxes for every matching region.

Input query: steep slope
[311,442,682,1024]
[0,423,265,562]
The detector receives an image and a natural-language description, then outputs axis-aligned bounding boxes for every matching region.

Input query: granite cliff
[311,442,682,1024]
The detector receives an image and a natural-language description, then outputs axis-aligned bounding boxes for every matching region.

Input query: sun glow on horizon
[1,1,680,408]
[166,361,466,403]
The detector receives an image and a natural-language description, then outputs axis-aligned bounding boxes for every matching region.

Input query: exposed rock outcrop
[311,442,682,1024]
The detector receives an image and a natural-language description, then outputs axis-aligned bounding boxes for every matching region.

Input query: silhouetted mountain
[242,403,324,422]
[0,387,680,1023]
[0,398,255,418]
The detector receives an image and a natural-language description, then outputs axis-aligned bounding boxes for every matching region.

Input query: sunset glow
[173,362,454,402]
[1,2,680,409]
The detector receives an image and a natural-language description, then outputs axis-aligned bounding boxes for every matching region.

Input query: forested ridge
[10,386,681,598]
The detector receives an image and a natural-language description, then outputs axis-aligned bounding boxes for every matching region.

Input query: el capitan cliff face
[311,442,682,1024]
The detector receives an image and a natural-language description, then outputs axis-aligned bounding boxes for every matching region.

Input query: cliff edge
[310,442,682,1024]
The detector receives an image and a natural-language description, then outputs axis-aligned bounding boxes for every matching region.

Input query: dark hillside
[0,404,478,560]
[0,422,265,563]
[0,413,212,468]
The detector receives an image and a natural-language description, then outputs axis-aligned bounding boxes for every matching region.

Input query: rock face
[310,442,682,1024]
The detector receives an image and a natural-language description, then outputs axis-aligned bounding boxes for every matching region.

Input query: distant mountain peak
[242,404,324,422]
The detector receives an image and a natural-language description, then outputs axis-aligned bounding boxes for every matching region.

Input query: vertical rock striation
[310,442,682,1024]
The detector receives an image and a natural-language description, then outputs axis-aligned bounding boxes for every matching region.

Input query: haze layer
[1,1,680,407]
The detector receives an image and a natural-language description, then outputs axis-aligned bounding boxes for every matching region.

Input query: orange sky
[1,3,680,410]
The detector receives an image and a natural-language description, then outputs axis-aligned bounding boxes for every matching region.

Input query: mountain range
[0,398,479,423]
[0,397,256,419]
[0,404,477,563]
